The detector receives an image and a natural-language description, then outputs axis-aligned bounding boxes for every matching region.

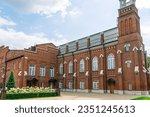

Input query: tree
[6,71,16,90]
[147,57,150,67]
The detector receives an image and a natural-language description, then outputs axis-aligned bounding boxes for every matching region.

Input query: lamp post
[1,50,9,99]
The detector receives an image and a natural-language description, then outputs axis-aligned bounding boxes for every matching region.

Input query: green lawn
[132,97,150,100]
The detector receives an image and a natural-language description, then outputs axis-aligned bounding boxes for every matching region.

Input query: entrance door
[110,84,115,94]
[107,78,115,94]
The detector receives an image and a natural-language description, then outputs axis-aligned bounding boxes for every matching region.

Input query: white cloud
[50,33,69,46]
[5,0,71,17]
[141,25,150,54]
[0,27,69,49]
[137,0,150,9]
[141,25,150,38]
[68,8,81,17]
[0,16,68,49]
[0,16,16,26]
[0,28,50,49]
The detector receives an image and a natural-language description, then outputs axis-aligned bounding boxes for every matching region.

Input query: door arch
[49,79,58,89]
[107,78,116,94]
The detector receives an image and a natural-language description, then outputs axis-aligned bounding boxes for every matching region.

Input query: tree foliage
[6,71,16,90]
[147,57,150,67]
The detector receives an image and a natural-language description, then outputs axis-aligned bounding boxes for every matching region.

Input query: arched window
[68,61,73,73]
[59,63,63,74]
[129,18,133,33]
[50,67,54,77]
[108,54,115,70]
[121,21,124,36]
[80,59,85,72]
[92,57,98,71]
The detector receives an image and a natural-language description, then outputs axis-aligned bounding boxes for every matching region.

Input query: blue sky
[0,0,150,54]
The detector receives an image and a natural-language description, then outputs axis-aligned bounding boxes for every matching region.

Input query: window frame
[107,54,115,70]
[29,64,35,76]
[50,67,55,78]
[92,56,98,71]
[93,81,99,90]
[80,81,85,90]
[59,63,63,74]
[40,66,46,76]
[68,81,73,89]
[68,61,73,74]
[80,59,85,72]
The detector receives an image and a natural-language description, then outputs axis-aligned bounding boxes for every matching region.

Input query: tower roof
[119,0,136,8]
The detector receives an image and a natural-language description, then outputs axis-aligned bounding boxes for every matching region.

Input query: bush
[6,87,59,99]
[6,71,16,90]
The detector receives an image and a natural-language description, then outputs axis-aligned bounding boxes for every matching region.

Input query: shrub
[6,87,58,99]
[6,71,16,90]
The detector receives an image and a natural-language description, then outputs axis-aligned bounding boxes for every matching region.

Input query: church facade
[57,0,150,95]
[0,0,150,95]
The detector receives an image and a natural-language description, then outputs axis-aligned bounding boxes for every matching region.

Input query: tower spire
[119,0,136,8]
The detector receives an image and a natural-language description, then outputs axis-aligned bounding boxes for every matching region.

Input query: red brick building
[0,43,58,88]
[0,0,150,95]
[57,0,150,95]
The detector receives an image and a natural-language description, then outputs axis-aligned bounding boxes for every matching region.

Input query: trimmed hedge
[6,92,58,99]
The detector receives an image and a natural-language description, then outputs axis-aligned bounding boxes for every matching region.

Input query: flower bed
[6,87,58,99]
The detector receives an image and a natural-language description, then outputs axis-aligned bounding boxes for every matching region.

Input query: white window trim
[68,81,73,89]
[80,81,85,90]
[59,63,63,74]
[108,54,115,70]
[59,82,63,89]
[80,59,85,72]
[29,64,35,76]
[93,81,99,90]
[40,66,46,76]
[50,67,55,77]
[69,61,73,73]
[92,57,98,71]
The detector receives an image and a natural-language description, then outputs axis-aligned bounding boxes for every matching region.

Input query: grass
[131,97,150,100]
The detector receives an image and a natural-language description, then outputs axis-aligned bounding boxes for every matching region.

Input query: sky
[0,0,150,54]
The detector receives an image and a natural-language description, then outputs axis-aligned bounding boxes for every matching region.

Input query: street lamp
[1,50,9,99]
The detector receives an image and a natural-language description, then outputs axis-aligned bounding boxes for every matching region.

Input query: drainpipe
[89,48,92,93]
[103,40,107,94]
[72,52,74,92]
[62,54,66,91]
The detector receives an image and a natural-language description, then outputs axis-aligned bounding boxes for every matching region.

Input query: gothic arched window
[92,57,98,71]
[108,54,115,70]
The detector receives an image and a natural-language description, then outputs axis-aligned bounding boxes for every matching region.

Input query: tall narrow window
[68,81,73,89]
[129,18,132,33]
[80,59,85,72]
[59,82,63,89]
[92,57,98,71]
[59,63,63,74]
[29,64,35,76]
[121,21,124,36]
[93,81,99,90]
[80,81,85,89]
[108,54,115,70]
[68,61,73,73]
[50,67,54,77]
[125,19,127,34]
[40,66,46,76]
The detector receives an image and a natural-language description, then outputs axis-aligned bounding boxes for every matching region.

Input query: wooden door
[110,84,115,94]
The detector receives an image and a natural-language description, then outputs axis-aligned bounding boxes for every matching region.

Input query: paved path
[26,92,143,100]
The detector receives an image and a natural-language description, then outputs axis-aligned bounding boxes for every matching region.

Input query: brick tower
[117,0,149,94]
